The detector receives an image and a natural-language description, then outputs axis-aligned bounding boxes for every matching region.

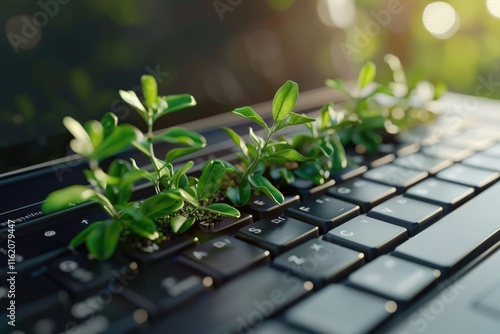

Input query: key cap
[483,142,500,158]
[286,178,336,199]
[347,150,395,168]
[436,163,499,190]
[377,142,420,157]
[179,236,270,283]
[331,161,368,182]
[197,213,253,235]
[244,194,300,220]
[327,178,397,212]
[462,153,500,172]
[273,239,364,287]
[125,235,198,266]
[405,178,474,213]
[363,164,428,191]
[46,254,139,295]
[439,134,493,151]
[368,196,443,236]
[286,195,359,233]
[393,181,500,274]
[0,211,107,273]
[422,144,474,161]
[347,255,441,303]
[147,266,313,334]
[284,284,397,334]
[120,262,211,316]
[393,153,452,174]
[236,215,319,256]
[325,215,407,260]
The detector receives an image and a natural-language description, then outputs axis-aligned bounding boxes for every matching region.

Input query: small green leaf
[272,80,298,122]
[275,112,315,132]
[164,188,199,207]
[171,215,196,234]
[330,137,347,171]
[124,217,159,240]
[232,106,269,132]
[70,223,99,249]
[141,75,158,110]
[42,185,95,213]
[171,161,195,188]
[101,112,118,138]
[84,120,104,149]
[140,193,183,219]
[226,181,251,206]
[63,116,94,156]
[358,61,376,90]
[248,174,284,204]
[86,220,122,261]
[249,127,265,148]
[268,149,314,162]
[153,94,197,122]
[222,127,248,158]
[203,203,240,217]
[94,124,142,160]
[119,90,146,113]
[197,160,225,200]
[154,127,207,163]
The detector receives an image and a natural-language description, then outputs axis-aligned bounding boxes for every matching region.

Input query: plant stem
[147,117,162,194]
[241,125,275,181]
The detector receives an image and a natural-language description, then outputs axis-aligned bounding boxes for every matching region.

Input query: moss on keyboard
[42,55,444,260]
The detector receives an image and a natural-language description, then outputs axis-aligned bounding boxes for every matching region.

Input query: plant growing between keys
[42,54,444,260]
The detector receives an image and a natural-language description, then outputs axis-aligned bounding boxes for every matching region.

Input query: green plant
[325,54,445,153]
[222,80,316,206]
[42,75,238,260]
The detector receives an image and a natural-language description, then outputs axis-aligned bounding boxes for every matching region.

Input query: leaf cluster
[43,75,239,260]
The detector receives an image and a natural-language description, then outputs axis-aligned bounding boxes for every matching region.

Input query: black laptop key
[197,212,253,235]
[393,152,452,174]
[252,320,310,334]
[368,196,443,236]
[179,236,270,284]
[347,150,395,168]
[126,234,198,266]
[244,194,300,220]
[377,141,420,157]
[327,178,397,212]
[46,254,139,295]
[436,163,499,190]
[236,215,319,256]
[284,284,397,334]
[286,195,359,233]
[121,262,211,317]
[330,161,368,181]
[0,211,106,273]
[273,239,364,287]
[347,255,441,304]
[393,181,500,274]
[363,164,428,191]
[462,153,500,172]
[325,215,407,260]
[147,266,312,334]
[287,178,336,199]
[422,144,474,161]
[405,178,475,213]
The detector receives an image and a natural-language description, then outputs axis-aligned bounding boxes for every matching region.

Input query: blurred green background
[1,0,500,173]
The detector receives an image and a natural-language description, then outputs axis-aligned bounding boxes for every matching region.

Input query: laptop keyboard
[2,98,500,333]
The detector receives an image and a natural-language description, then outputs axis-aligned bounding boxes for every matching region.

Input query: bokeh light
[422,2,460,39]
[486,0,500,18]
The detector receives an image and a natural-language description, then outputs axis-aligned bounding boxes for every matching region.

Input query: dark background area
[1,0,499,173]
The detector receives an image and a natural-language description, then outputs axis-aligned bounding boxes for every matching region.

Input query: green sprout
[42,75,239,260]
[222,80,316,206]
